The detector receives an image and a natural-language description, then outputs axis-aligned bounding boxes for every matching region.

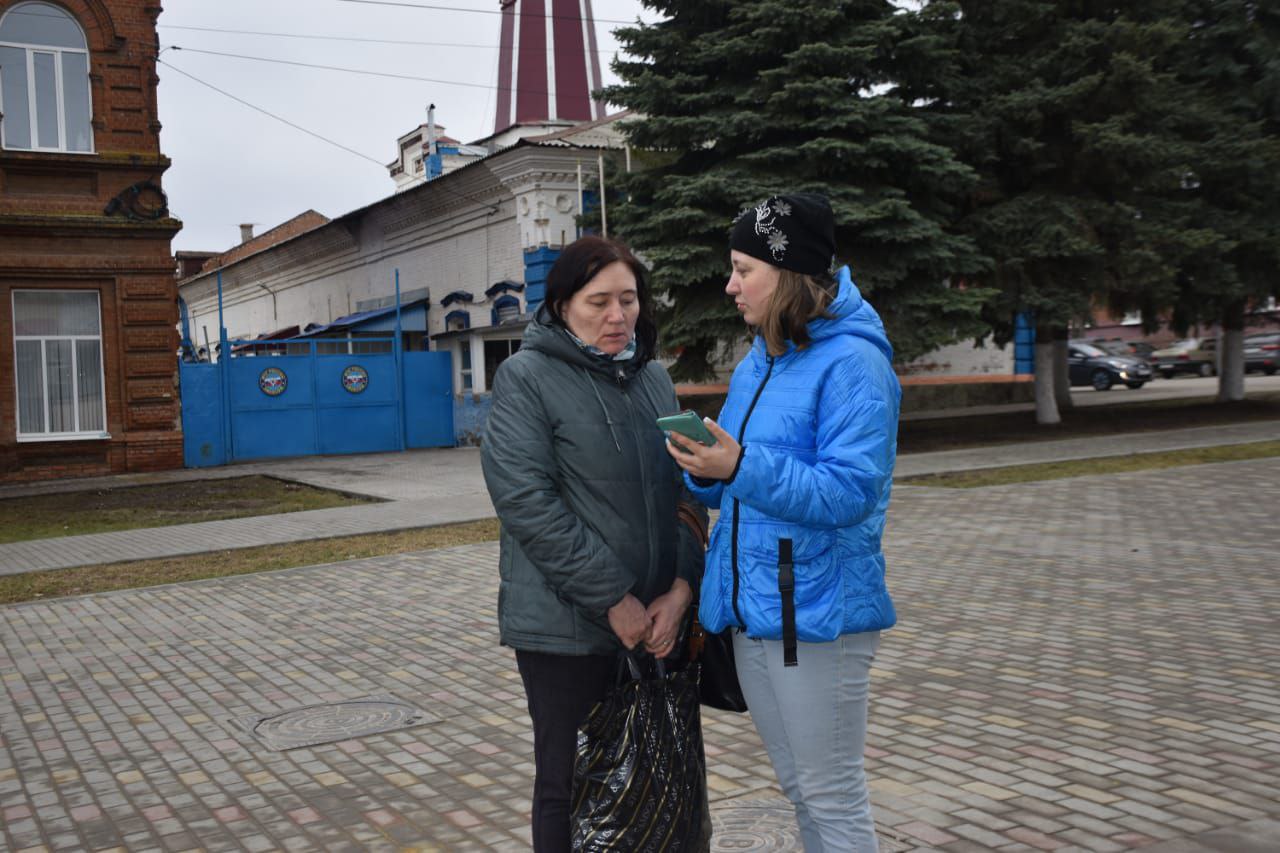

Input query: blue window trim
[491,295,521,326]
[445,309,470,330]
[485,280,525,299]
[441,290,474,307]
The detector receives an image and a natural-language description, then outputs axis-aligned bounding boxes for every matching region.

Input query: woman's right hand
[607,594,652,649]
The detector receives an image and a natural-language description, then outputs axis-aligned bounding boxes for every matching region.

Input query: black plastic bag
[570,654,712,852]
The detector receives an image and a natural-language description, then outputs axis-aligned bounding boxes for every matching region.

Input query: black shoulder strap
[778,538,797,667]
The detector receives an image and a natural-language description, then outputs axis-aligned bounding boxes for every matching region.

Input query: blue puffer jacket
[688,266,900,641]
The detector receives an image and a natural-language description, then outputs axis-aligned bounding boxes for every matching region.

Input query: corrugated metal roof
[296,297,430,336]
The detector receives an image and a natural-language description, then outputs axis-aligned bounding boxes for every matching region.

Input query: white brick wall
[901,339,1014,376]
[183,189,526,350]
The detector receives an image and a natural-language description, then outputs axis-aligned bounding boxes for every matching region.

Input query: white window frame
[0,2,95,154]
[456,338,473,393]
[12,288,109,442]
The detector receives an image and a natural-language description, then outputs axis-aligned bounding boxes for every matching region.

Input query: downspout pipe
[178,295,195,360]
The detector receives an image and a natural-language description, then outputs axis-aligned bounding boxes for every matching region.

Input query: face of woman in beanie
[561,261,640,354]
[727,250,782,326]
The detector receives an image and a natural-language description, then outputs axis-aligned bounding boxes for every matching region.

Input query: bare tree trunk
[1034,326,1061,425]
[1052,327,1074,411]
[1217,301,1245,402]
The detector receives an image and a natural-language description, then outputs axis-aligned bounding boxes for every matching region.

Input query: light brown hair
[757,269,836,355]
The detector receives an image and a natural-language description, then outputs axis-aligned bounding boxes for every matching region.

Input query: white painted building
[178,117,630,441]
[388,116,489,193]
[900,339,1016,377]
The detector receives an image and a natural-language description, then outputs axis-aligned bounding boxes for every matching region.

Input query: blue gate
[180,338,453,467]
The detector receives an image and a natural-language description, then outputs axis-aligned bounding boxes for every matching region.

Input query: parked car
[1068,342,1152,390]
[1151,338,1216,379]
[1126,340,1157,362]
[1090,339,1155,363]
[1244,332,1280,375]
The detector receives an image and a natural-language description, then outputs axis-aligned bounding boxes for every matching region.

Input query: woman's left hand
[644,578,693,659]
[665,419,742,481]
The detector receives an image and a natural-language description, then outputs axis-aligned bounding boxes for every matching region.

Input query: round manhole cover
[710,797,916,852]
[711,798,800,850]
[235,695,434,751]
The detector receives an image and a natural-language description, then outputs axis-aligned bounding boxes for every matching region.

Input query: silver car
[1151,338,1216,379]
[1244,332,1280,375]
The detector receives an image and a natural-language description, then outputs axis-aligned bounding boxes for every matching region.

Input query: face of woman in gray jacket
[559,261,640,355]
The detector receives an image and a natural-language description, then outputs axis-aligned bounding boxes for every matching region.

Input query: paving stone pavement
[2,420,1277,576]
[3,457,1278,851]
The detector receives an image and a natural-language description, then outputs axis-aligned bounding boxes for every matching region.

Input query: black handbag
[677,501,748,713]
[571,653,712,852]
[688,612,748,713]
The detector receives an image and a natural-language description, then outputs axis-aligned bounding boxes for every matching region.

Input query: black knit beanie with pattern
[730,193,835,275]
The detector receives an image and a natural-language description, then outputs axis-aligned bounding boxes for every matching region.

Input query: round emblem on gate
[258,367,287,397]
[341,365,369,394]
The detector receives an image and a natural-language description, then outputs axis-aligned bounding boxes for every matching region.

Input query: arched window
[492,295,520,325]
[0,2,93,152]
[445,309,470,332]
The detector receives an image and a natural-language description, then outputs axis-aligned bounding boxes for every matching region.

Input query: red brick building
[0,0,181,482]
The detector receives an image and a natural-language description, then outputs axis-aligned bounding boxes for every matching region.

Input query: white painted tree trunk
[1218,328,1245,402]
[1053,335,1074,410]
[1034,339,1061,425]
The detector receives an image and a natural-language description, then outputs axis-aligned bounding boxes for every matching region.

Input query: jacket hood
[752,266,895,365]
[522,305,652,380]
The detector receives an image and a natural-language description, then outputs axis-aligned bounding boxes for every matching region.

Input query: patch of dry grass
[0,476,377,543]
[898,392,1280,453]
[0,519,500,606]
[899,441,1280,489]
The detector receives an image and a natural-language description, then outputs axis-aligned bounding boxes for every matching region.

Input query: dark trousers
[516,649,617,853]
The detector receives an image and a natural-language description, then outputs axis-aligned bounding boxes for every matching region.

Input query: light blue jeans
[734,630,881,852]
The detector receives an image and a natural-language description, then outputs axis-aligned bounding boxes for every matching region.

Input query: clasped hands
[608,578,692,659]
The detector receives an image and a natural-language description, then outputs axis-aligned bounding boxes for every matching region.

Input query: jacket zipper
[616,365,660,594]
[730,354,775,630]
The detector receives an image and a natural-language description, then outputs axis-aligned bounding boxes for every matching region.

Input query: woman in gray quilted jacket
[480,236,706,852]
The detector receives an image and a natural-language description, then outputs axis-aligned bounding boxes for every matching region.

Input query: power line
[157,23,624,53]
[166,45,607,99]
[157,58,502,215]
[157,58,388,167]
[167,45,493,91]
[335,0,637,26]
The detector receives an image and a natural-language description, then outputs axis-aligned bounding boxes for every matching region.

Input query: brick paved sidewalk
[2,458,1277,851]
[2,420,1276,576]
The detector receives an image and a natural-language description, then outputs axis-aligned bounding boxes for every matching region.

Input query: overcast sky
[157,0,655,253]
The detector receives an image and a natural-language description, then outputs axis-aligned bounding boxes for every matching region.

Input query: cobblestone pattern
[1,458,1277,851]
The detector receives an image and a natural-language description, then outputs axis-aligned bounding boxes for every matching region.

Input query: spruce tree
[602,1,989,379]
[1156,1,1280,401]
[932,2,1199,423]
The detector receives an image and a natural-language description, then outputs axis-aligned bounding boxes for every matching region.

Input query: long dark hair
[543,236,658,356]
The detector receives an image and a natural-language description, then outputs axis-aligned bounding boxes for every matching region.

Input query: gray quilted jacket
[481,309,705,655]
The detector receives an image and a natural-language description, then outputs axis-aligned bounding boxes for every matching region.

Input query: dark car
[1068,342,1152,390]
[1090,339,1155,363]
[1244,332,1280,375]
[1126,340,1157,362]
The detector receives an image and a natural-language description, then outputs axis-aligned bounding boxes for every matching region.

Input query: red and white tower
[493,0,607,135]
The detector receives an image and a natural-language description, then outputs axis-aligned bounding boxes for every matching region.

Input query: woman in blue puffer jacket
[667,193,899,851]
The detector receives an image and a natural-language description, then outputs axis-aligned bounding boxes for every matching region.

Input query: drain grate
[710,796,917,852]
[229,693,436,751]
